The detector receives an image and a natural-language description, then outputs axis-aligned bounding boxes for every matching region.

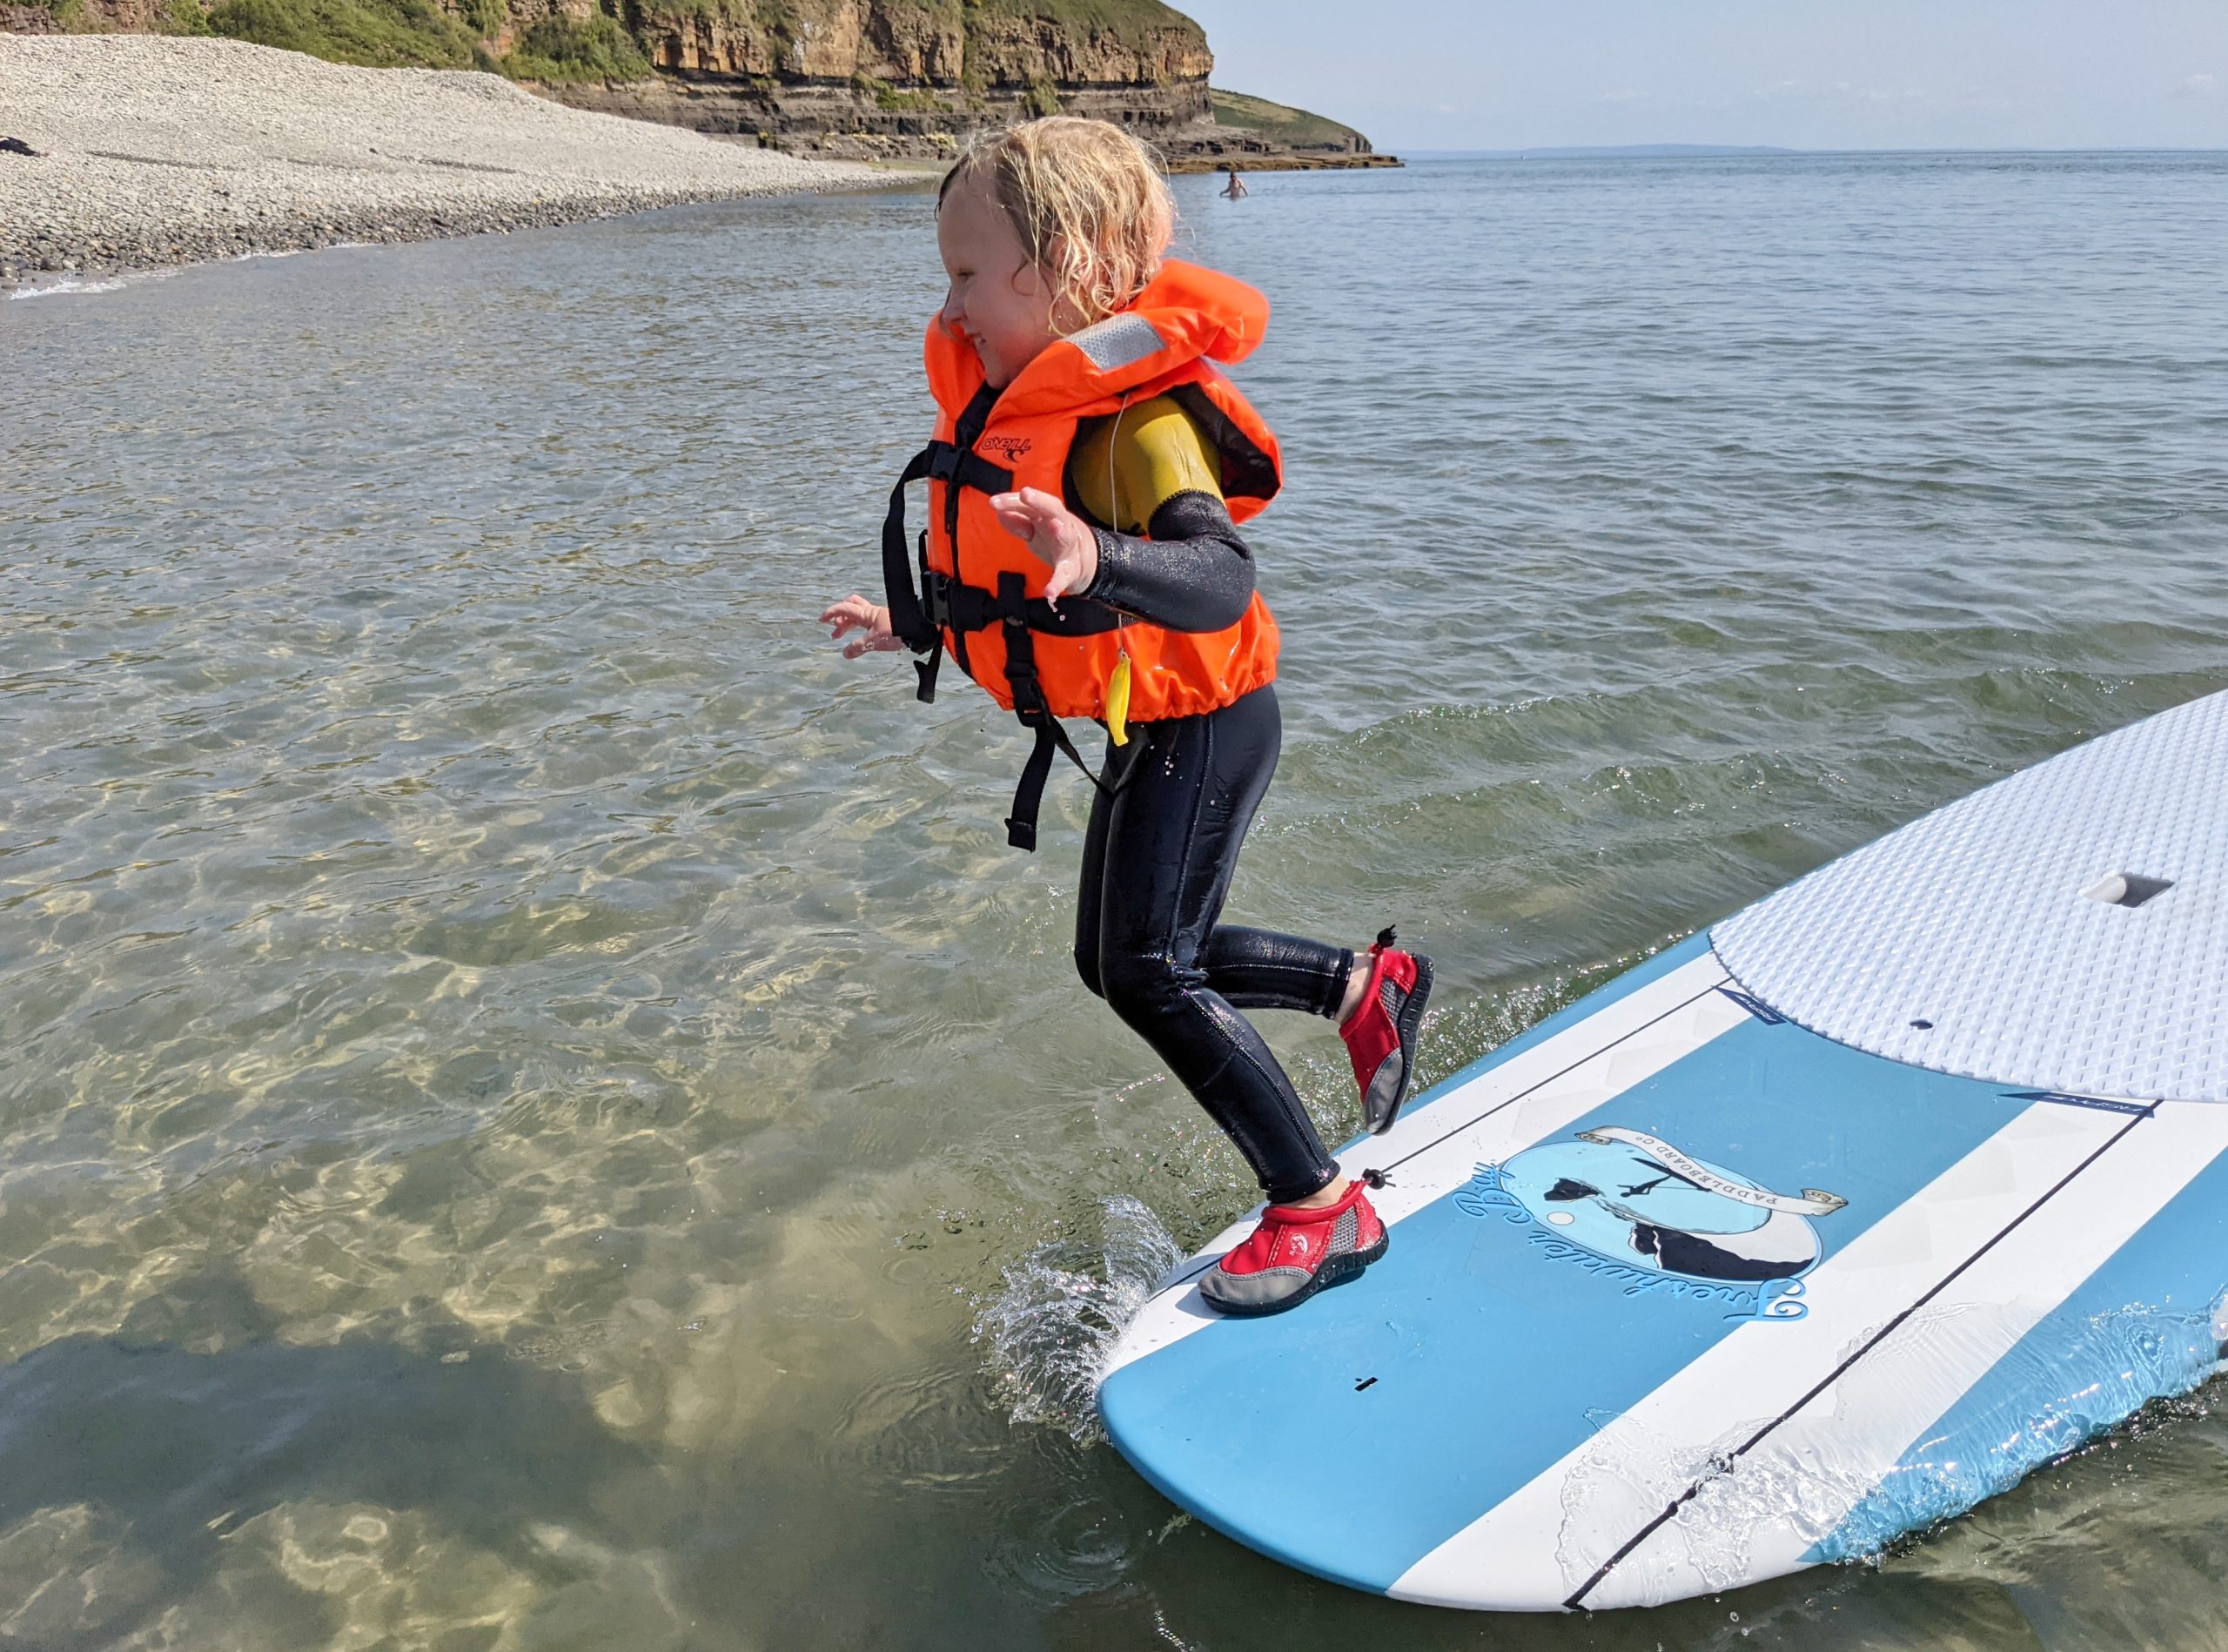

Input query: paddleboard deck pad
[1095,691,2228,1611]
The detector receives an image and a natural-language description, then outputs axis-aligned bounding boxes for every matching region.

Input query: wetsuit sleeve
[1084,495,1257,635]
[1068,396,1258,635]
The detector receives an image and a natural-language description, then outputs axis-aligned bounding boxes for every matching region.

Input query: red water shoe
[1198,1179,1388,1317]
[1340,927,1433,1134]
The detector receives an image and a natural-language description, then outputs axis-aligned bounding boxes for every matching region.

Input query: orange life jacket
[881,259,1284,851]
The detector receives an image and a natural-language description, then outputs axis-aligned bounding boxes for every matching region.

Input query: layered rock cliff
[539,0,1219,154]
[627,0,1208,91]
[2,0,1389,168]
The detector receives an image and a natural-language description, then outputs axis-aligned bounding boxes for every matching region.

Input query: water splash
[971,1196,1185,1444]
[1554,1293,2228,1604]
[1555,1406,1792,1604]
[1817,1294,2228,1563]
[9,276,129,299]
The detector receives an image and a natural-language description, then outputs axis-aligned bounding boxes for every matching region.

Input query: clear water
[4,151,2227,1649]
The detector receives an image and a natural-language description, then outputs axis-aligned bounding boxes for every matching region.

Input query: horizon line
[1395,143,2228,158]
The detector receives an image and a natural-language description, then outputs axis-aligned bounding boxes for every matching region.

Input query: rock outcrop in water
[0,0,1392,170]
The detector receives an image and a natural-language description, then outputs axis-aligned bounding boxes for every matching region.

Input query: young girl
[821,118,1431,1316]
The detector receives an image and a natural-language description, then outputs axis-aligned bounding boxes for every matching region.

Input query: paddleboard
[1096,689,2228,1610]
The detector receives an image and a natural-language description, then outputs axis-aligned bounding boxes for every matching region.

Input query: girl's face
[936,177,1062,389]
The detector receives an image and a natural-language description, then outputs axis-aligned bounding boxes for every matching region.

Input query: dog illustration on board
[1468,1126,1847,1292]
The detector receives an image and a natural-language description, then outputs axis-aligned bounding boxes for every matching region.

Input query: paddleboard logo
[1455,1127,1846,1318]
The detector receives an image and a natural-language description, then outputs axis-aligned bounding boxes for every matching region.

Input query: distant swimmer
[1220,166,1248,200]
[821,118,1433,1319]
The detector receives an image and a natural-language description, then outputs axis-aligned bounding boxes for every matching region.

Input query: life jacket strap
[881,440,1019,696]
[921,571,1124,639]
[995,570,1109,852]
[882,448,940,654]
[884,441,1135,851]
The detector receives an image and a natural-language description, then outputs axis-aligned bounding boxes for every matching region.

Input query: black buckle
[927,442,963,484]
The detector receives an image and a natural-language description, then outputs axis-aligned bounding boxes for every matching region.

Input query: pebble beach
[0,35,890,287]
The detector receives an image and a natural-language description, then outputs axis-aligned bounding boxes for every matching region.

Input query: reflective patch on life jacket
[1069,313,1164,373]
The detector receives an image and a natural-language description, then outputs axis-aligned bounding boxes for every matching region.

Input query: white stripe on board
[1097,953,1740,1380]
[1585,1098,2228,1608]
[1386,1098,2206,1611]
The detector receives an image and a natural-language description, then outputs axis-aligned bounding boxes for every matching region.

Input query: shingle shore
[0,35,894,287]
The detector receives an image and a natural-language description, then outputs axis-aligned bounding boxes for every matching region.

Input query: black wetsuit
[1071,487,1352,1205]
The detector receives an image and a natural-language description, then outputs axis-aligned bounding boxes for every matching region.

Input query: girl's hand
[990,487,1099,606]
[821,594,903,658]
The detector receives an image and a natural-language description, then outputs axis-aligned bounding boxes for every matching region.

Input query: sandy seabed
[0,35,892,285]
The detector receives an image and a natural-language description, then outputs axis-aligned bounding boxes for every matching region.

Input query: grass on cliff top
[78,0,1192,84]
[181,0,490,67]
[1211,87,1364,151]
[164,0,645,81]
[500,10,649,83]
[963,0,1202,52]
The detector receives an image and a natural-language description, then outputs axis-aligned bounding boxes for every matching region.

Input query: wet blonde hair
[939,117,1176,330]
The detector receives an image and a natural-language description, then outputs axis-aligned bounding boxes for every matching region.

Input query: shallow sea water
[4,151,2228,1649]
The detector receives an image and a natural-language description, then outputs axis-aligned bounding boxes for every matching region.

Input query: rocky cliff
[537,0,1220,156]
[2,0,1389,168]
[632,0,966,82]
[627,0,1208,91]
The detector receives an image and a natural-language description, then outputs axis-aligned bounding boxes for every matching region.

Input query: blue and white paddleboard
[1097,690,2228,1611]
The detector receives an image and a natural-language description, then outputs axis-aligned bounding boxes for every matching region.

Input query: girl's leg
[1211,930,1408,1031]
[1070,731,1122,1004]
[1086,684,1341,1207]
[1083,697,1356,1022]
[1202,925,1352,1018]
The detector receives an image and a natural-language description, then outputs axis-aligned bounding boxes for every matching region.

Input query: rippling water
[5,151,2228,1649]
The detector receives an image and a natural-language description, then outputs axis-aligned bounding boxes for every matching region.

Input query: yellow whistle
[1106,653,1131,747]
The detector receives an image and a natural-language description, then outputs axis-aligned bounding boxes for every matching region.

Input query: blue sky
[1176,1,2228,152]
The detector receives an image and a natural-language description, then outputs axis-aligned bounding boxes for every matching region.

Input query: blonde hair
[939,117,1176,330]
